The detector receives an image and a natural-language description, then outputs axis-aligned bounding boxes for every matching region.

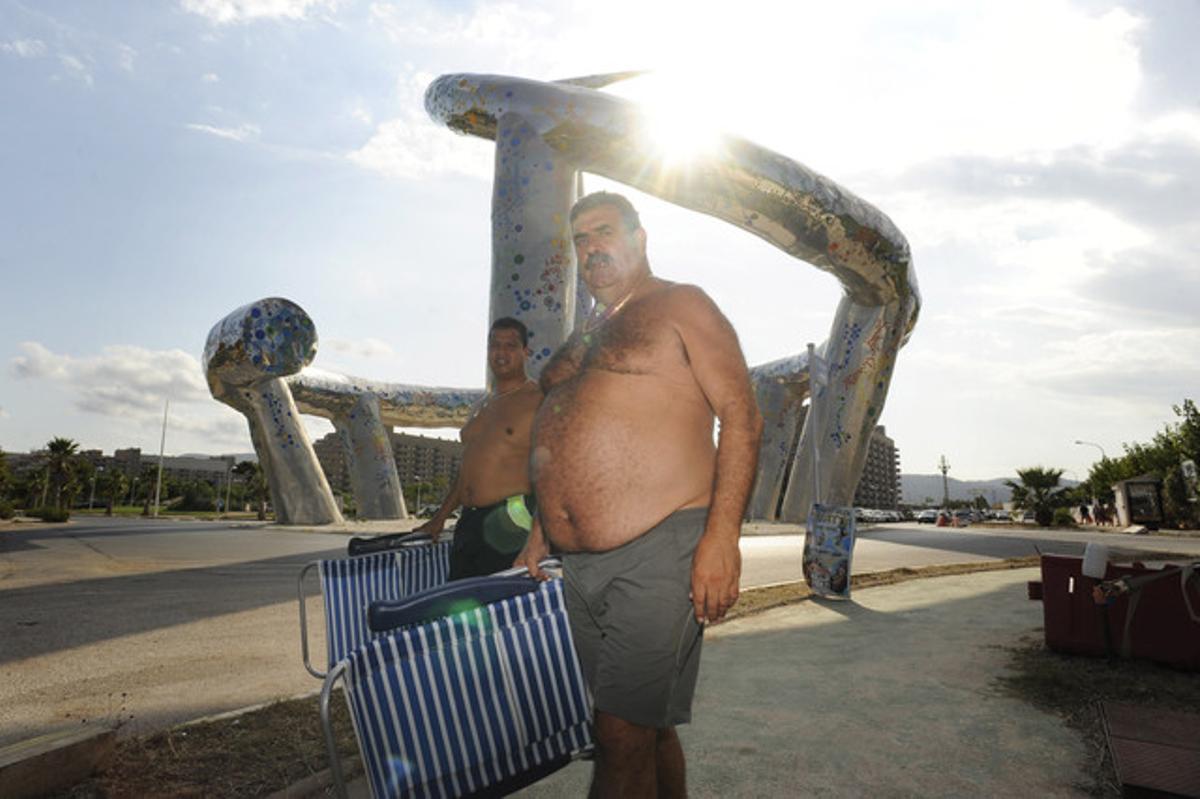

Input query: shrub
[1051,507,1076,527]
[29,506,70,522]
[176,481,217,512]
[0,500,14,520]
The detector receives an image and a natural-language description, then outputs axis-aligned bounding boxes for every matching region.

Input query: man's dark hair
[490,316,529,347]
[569,191,641,232]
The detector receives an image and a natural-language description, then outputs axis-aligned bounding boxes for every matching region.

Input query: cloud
[896,129,1200,230]
[1,39,47,58]
[322,337,396,359]
[347,70,492,180]
[58,54,93,86]
[180,0,339,24]
[10,342,209,420]
[116,44,136,73]
[185,122,261,142]
[368,2,554,47]
[1082,243,1200,324]
[1026,325,1200,408]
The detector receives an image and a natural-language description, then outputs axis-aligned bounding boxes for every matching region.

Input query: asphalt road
[2,516,1197,748]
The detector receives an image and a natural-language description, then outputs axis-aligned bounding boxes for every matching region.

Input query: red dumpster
[1037,554,1200,671]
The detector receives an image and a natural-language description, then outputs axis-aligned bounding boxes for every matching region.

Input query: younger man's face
[488,327,527,378]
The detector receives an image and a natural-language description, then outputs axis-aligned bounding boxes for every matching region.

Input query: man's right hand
[513,519,551,580]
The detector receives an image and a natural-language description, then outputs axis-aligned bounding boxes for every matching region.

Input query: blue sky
[2,0,1198,480]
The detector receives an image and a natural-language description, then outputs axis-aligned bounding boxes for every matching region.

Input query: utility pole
[153,398,169,518]
[938,455,951,507]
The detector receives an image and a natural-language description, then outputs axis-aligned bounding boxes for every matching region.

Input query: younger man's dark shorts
[449,493,534,580]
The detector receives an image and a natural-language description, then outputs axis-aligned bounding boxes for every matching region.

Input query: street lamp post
[414,474,422,517]
[1074,439,1107,460]
[938,455,951,507]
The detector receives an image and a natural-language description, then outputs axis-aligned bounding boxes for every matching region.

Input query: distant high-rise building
[311,434,350,494]
[853,426,901,509]
[312,430,463,494]
[391,432,462,485]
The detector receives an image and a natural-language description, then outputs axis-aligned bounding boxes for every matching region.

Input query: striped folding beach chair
[320,575,593,798]
[298,536,453,678]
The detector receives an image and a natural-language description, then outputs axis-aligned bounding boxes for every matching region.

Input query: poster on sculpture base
[803,504,856,599]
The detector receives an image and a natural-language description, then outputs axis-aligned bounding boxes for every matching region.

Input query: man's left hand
[690,532,741,623]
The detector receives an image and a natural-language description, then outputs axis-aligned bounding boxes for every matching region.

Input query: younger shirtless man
[419,317,542,580]
[515,193,763,797]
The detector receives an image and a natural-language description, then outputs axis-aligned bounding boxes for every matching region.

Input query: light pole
[414,474,422,517]
[938,455,951,507]
[1074,439,1107,460]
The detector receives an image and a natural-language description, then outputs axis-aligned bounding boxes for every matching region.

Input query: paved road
[2,517,1197,748]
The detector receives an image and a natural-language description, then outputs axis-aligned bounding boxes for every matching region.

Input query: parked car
[953,509,973,526]
[916,509,938,524]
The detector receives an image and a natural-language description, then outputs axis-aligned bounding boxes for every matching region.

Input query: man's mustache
[584,253,612,270]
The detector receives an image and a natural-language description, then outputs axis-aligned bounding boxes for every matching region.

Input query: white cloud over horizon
[180,0,339,25]
[185,121,261,142]
[2,38,47,58]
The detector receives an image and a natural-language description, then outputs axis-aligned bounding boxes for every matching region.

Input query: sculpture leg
[333,394,406,520]
[780,297,912,522]
[747,377,808,521]
[490,112,579,378]
[244,377,343,525]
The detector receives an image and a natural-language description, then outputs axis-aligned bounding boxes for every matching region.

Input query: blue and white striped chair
[320,575,593,798]
[298,535,454,678]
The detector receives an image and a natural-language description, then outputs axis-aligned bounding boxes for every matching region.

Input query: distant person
[1079,503,1092,525]
[515,191,763,798]
[417,317,542,579]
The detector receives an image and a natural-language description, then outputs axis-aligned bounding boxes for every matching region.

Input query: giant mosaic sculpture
[204,72,918,525]
[203,299,480,524]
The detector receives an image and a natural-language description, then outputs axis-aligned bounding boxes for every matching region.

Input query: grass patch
[57,696,360,798]
[721,556,1042,622]
[995,635,1200,798]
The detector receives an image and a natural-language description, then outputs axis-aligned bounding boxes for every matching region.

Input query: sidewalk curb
[0,725,116,799]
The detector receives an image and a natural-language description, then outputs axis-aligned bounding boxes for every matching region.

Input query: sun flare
[621,73,725,166]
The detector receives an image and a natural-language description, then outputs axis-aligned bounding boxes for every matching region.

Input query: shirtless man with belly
[515,192,763,798]
[418,317,541,579]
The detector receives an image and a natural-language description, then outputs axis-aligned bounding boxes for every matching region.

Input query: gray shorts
[563,507,708,728]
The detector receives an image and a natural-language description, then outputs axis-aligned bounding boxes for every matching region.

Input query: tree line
[0,438,269,521]
[1007,398,1199,528]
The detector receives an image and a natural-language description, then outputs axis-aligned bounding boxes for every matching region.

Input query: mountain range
[900,474,1078,507]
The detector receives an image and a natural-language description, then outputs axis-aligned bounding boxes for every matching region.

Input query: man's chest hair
[584,309,686,375]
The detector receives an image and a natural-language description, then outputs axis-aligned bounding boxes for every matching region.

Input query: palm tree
[1006,467,1069,527]
[138,464,159,516]
[96,469,129,516]
[45,437,79,510]
[233,460,268,520]
[0,448,10,500]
